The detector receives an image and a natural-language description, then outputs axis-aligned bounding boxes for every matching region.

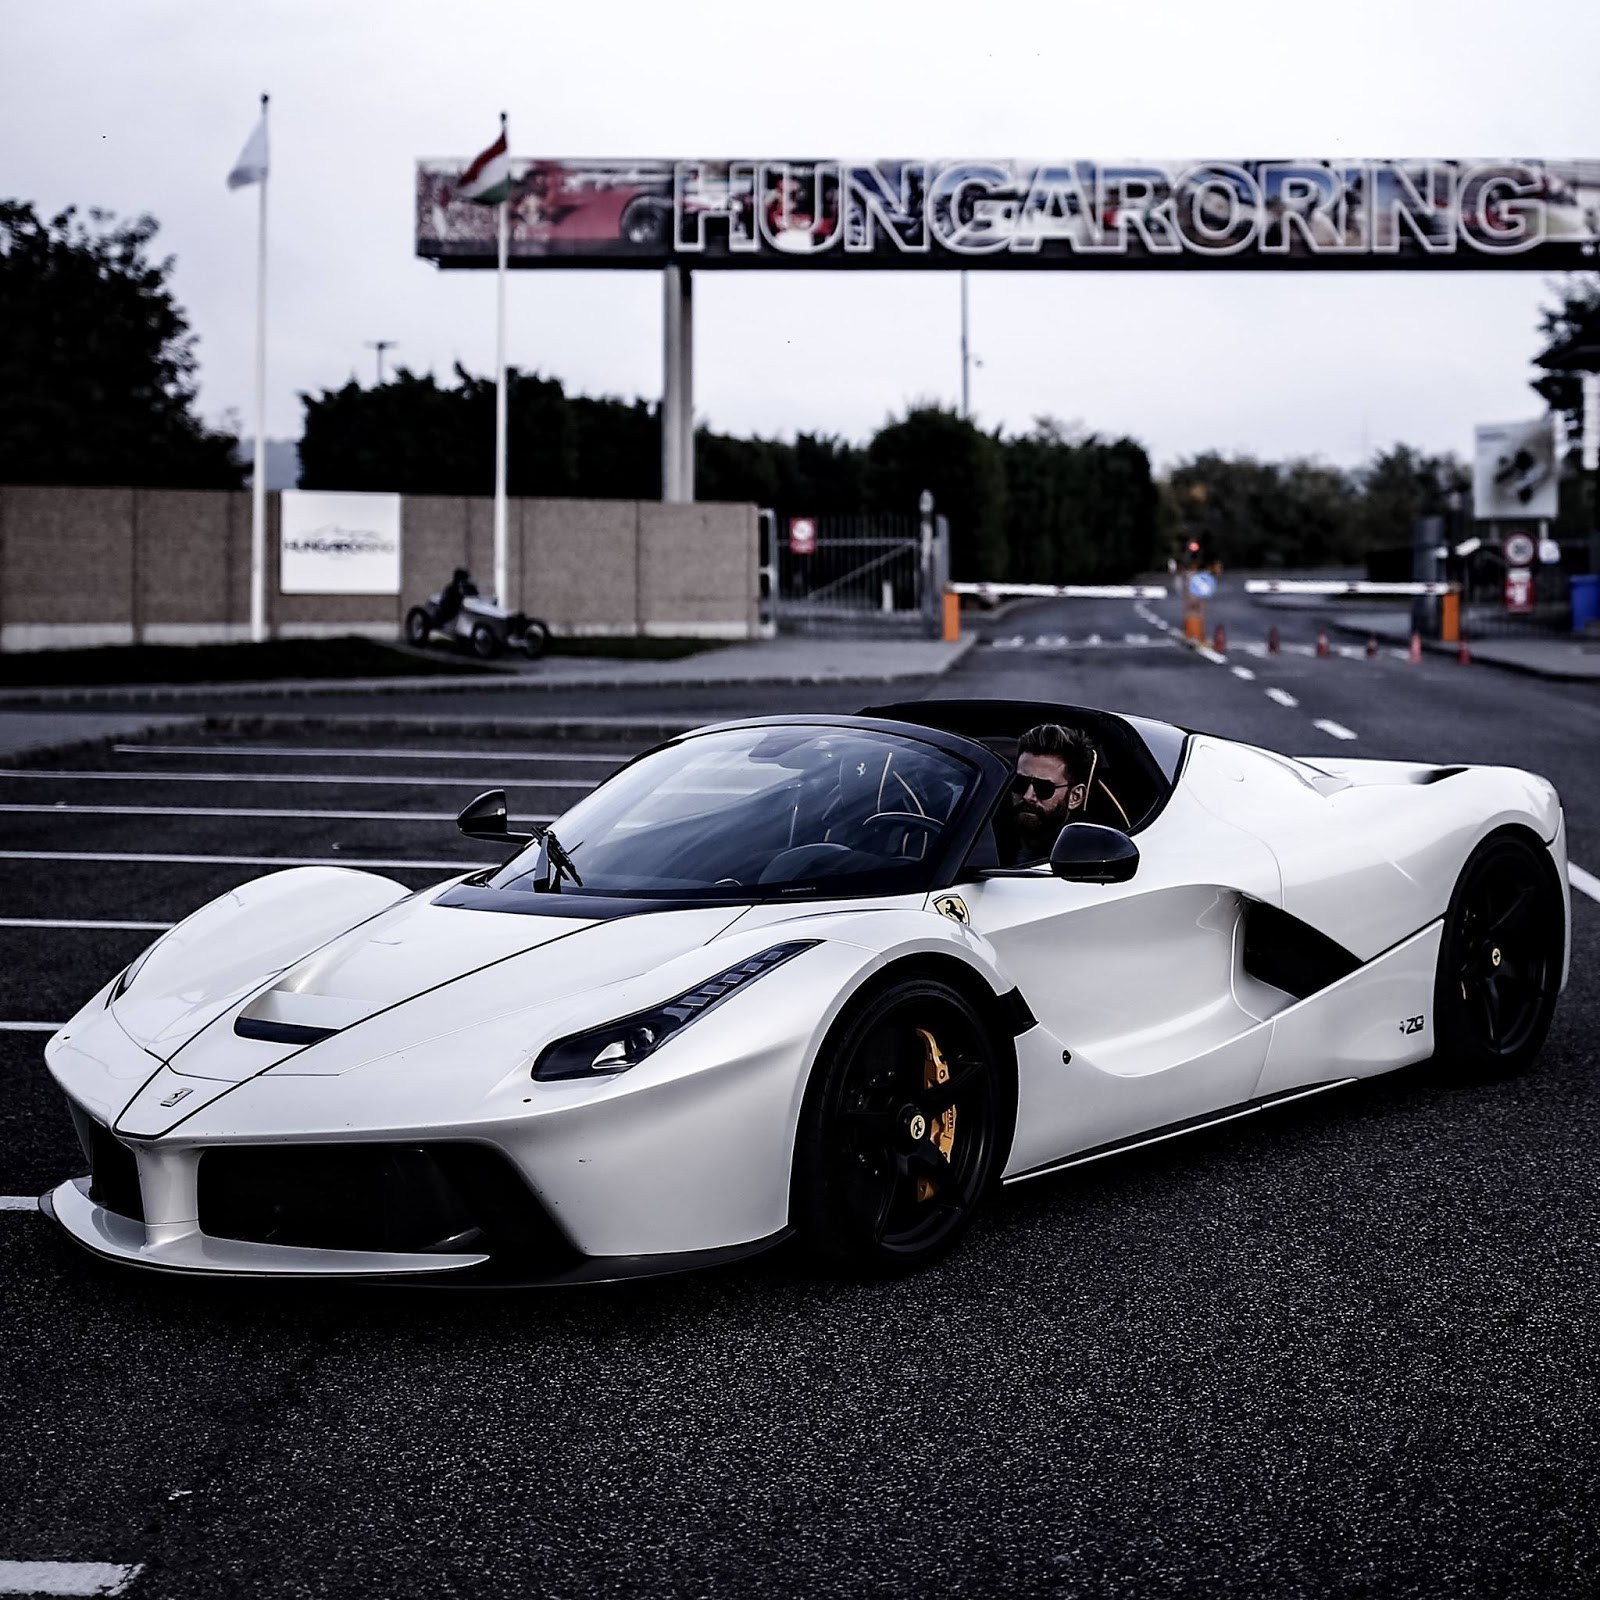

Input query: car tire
[404,607,433,647]
[793,976,1012,1274]
[1432,829,1564,1081]
[469,622,500,660]
[517,618,551,660]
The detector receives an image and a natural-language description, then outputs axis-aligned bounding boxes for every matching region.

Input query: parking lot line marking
[1231,665,1256,680]
[0,1196,39,1211]
[0,768,588,790]
[1570,863,1600,905]
[1265,688,1299,708]
[0,803,554,824]
[115,743,620,765]
[0,1561,143,1596]
[0,850,493,871]
[0,917,173,931]
[1313,718,1359,741]
[0,1021,61,1032]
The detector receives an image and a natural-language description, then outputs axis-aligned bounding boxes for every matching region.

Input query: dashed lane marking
[1313,718,1359,741]
[0,768,588,790]
[0,803,555,824]
[0,1561,143,1596]
[1265,688,1299,708]
[984,635,1174,653]
[0,851,495,871]
[115,743,620,764]
[1231,666,1256,681]
[1,1196,39,1211]
[1195,645,1228,665]
[0,917,172,931]
[1570,864,1600,905]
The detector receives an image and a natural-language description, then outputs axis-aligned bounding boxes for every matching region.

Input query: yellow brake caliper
[913,1027,957,1202]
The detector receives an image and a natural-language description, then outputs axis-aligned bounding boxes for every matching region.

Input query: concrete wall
[0,485,759,649]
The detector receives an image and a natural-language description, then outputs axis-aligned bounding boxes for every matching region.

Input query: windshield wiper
[534,826,583,891]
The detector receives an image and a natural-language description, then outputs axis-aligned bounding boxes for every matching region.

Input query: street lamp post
[364,340,398,386]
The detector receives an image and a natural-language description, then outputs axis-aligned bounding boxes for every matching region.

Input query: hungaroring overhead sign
[417,159,1600,270]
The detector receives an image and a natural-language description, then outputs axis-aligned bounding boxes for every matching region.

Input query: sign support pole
[492,176,510,606]
[249,93,270,643]
[661,263,693,502]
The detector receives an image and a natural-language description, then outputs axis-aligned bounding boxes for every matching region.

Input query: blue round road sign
[1187,571,1217,599]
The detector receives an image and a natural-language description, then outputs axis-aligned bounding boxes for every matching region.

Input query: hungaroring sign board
[417,159,1600,270]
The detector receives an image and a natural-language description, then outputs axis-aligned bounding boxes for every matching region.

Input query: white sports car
[42,701,1569,1282]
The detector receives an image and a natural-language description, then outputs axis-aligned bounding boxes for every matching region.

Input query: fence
[761,511,948,637]
[0,486,761,650]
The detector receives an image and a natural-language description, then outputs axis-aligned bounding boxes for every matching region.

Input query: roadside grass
[0,633,722,687]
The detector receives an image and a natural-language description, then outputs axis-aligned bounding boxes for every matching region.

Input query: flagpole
[492,111,509,608]
[250,92,269,643]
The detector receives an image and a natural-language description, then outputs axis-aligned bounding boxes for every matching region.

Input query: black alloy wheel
[517,618,551,660]
[469,622,500,660]
[404,606,433,647]
[794,978,1011,1273]
[1434,831,1563,1079]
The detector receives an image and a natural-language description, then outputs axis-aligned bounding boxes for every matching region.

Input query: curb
[1321,616,1600,683]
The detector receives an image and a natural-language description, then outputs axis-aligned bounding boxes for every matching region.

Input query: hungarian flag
[456,127,511,205]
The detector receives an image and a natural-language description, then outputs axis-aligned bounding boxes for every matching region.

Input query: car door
[956,737,1287,1177]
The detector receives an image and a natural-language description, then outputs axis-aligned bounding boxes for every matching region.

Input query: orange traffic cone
[1267,625,1280,655]
[1408,631,1422,664]
[1365,635,1379,660]
[1213,623,1227,654]
[1315,629,1330,659]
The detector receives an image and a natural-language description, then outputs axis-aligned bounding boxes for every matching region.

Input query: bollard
[1457,638,1471,665]
[1267,625,1280,655]
[941,589,962,643]
[1316,629,1330,658]
[1213,623,1227,654]
[1408,632,1422,664]
[1365,635,1378,660]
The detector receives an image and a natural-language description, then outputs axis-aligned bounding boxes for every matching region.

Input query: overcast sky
[4,0,1597,470]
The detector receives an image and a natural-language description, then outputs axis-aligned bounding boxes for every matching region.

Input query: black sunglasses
[1010,774,1067,800]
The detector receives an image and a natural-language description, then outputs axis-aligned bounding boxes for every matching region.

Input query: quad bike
[405,574,550,661]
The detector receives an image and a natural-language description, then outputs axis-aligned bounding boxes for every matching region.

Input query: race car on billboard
[43,701,1568,1286]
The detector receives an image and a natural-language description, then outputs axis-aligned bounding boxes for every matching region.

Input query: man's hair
[1016,723,1097,786]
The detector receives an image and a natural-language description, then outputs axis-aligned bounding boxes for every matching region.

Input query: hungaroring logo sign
[417,159,1600,270]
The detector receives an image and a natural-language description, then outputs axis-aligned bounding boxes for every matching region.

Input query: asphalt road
[2,591,1597,1599]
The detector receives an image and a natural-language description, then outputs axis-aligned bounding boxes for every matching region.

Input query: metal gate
[759,510,949,636]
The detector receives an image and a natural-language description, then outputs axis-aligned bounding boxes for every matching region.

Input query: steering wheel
[853,811,943,854]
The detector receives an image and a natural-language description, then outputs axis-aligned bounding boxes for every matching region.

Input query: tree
[0,200,243,488]
[1531,273,1600,441]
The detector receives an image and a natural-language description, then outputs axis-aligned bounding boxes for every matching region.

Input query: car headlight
[531,941,818,1082]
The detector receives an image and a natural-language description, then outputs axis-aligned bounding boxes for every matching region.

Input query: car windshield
[487,726,978,899]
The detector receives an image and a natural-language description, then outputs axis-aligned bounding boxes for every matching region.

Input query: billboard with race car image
[416,157,1600,270]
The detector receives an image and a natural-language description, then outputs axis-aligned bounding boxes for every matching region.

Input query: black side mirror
[1050,822,1139,883]
[457,789,534,846]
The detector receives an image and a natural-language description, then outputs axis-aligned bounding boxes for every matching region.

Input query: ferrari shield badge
[933,894,970,926]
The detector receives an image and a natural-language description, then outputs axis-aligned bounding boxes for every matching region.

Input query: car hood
[167,895,750,1081]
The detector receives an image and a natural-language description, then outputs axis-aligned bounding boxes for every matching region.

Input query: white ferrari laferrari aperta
[43,701,1570,1282]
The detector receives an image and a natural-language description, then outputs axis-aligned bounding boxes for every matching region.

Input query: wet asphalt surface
[1,586,1597,1599]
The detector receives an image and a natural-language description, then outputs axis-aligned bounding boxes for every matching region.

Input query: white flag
[227,111,269,190]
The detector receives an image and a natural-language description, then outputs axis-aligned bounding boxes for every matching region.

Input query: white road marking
[1570,863,1600,905]
[0,1022,61,1032]
[0,1562,143,1596]
[0,851,493,871]
[115,743,619,765]
[1,1196,39,1211]
[1313,718,1359,741]
[1265,688,1299,708]
[1085,632,1102,646]
[0,918,173,931]
[0,769,587,790]
[1039,634,1069,649]
[1124,632,1150,645]
[1195,645,1227,665]
[1231,665,1256,680]
[991,635,1026,649]
[0,803,553,824]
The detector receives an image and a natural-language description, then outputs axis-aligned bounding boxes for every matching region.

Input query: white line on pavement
[0,851,493,871]
[1196,645,1227,665]
[1570,863,1600,905]
[0,1022,61,1032]
[0,769,587,790]
[1231,666,1256,680]
[0,1561,143,1596]
[1313,719,1359,741]
[0,803,554,824]
[1265,688,1299,708]
[0,918,172,931]
[0,1196,39,1211]
[115,743,619,764]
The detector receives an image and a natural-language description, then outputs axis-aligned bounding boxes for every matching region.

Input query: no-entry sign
[788,517,818,555]
[1505,568,1535,614]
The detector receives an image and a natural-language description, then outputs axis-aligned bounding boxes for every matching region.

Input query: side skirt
[1001,1079,1358,1188]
